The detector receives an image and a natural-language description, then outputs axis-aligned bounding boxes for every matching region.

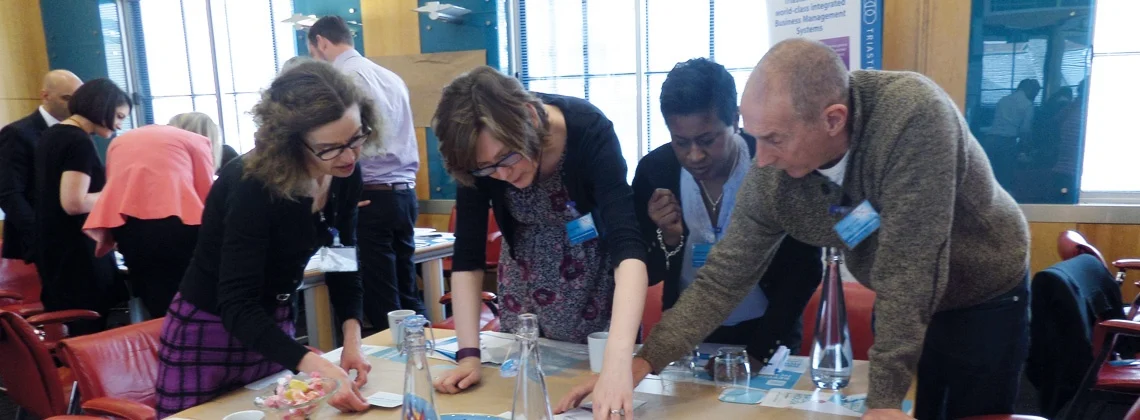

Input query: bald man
[559,39,1029,420]
[0,70,82,262]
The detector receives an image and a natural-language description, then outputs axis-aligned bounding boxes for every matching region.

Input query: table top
[174,330,876,419]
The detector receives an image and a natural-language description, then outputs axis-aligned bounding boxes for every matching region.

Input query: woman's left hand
[340,346,372,389]
[590,363,635,420]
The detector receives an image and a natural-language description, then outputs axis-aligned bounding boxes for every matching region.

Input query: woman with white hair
[83,112,222,319]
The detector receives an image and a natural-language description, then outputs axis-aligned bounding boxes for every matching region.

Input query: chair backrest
[57,319,164,407]
[445,206,504,269]
[640,282,664,342]
[0,255,41,306]
[1058,230,1107,268]
[0,310,68,419]
[800,281,877,360]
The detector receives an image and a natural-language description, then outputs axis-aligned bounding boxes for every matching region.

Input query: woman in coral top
[83,112,221,319]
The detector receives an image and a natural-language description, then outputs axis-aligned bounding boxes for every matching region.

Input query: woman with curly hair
[153,61,376,416]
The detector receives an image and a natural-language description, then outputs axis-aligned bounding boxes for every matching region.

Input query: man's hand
[862,408,914,420]
[648,189,682,246]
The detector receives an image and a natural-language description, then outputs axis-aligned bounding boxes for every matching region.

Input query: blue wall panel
[293,0,365,57]
[425,128,457,200]
[40,0,109,81]
[419,0,500,198]
[417,0,500,68]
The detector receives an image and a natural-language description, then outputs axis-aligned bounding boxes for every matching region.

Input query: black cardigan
[452,93,647,272]
[179,158,365,370]
[631,137,823,356]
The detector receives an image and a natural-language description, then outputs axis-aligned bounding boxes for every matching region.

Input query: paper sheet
[367,391,403,408]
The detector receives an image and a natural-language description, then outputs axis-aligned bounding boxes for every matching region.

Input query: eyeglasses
[470,151,523,177]
[306,126,372,161]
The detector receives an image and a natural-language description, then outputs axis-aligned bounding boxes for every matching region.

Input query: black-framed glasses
[306,126,372,161]
[470,151,523,177]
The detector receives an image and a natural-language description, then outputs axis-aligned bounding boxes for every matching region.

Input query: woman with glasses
[83,113,223,320]
[154,62,374,416]
[431,66,648,419]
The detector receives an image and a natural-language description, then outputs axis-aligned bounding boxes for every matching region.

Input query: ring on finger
[610,408,625,417]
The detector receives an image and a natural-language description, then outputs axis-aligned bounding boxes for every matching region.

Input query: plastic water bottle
[510,313,553,420]
[401,315,441,420]
[810,247,853,389]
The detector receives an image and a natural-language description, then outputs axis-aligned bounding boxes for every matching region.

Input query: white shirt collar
[817,149,851,186]
[38,106,61,127]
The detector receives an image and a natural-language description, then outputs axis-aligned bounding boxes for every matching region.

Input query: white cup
[388,309,417,348]
[222,410,265,420]
[587,331,609,373]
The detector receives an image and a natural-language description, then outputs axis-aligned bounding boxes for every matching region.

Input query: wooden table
[300,237,454,350]
[174,330,879,419]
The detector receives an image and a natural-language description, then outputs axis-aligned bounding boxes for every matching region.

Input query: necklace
[698,144,741,209]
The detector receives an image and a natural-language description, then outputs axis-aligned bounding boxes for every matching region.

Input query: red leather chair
[0,309,100,419]
[640,282,664,342]
[56,319,165,420]
[442,207,503,273]
[1065,319,1140,419]
[800,281,876,360]
[434,291,500,332]
[0,252,45,317]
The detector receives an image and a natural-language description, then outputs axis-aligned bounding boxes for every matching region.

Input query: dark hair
[432,66,550,187]
[660,58,738,127]
[245,60,380,199]
[1017,79,1040,92]
[67,78,131,129]
[307,16,353,46]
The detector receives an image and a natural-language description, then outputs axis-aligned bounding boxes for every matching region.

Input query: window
[120,0,296,152]
[99,1,138,130]
[516,0,768,180]
[1078,0,1140,194]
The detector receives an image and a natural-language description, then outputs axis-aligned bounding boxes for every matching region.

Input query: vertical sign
[767,0,883,70]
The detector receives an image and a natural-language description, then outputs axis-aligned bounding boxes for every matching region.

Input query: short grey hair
[757,38,850,120]
[168,112,223,167]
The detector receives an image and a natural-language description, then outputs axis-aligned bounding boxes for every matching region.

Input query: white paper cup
[587,331,609,373]
[222,410,265,420]
[388,309,417,348]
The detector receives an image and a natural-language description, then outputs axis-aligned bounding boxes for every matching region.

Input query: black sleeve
[0,127,36,250]
[325,170,364,324]
[452,184,491,272]
[631,156,671,286]
[584,120,648,267]
[59,130,99,176]
[215,178,309,370]
[746,238,823,358]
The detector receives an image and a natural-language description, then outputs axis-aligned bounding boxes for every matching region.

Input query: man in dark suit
[0,69,82,262]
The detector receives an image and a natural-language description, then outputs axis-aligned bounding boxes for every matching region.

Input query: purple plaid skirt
[154,293,294,418]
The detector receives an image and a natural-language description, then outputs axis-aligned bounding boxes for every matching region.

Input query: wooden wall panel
[1029,222,1077,276]
[0,99,42,127]
[1078,224,1140,301]
[0,0,49,127]
[360,0,421,57]
[882,0,970,110]
[417,213,451,232]
[415,128,430,200]
[1028,222,1140,303]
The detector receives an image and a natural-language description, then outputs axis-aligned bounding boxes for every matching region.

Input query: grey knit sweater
[636,70,1030,409]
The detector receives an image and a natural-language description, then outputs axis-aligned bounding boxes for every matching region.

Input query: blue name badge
[566,213,599,245]
[692,243,713,268]
[834,200,880,249]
